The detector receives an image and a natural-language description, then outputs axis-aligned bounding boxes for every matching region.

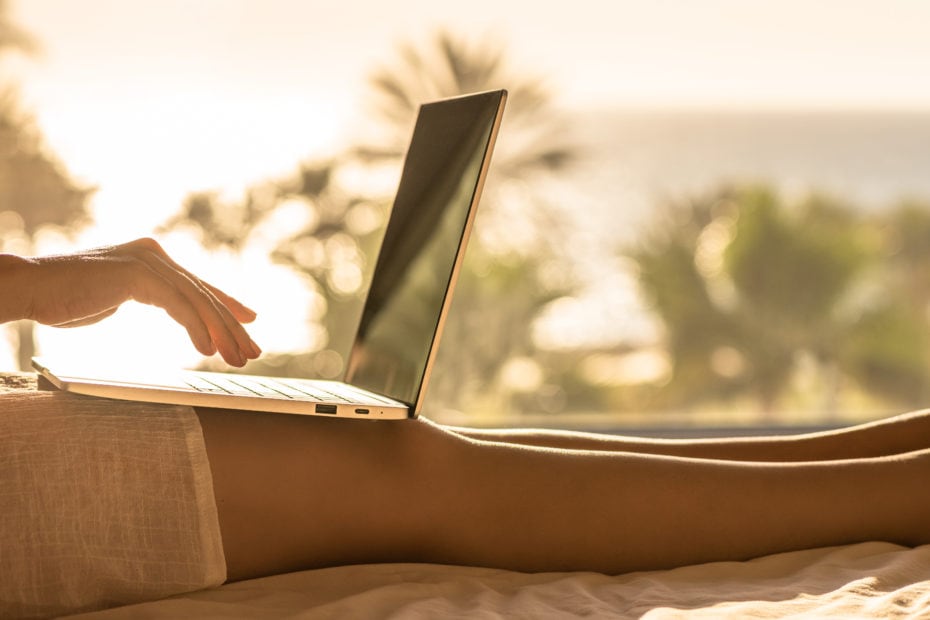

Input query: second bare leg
[449,408,930,461]
[198,408,930,581]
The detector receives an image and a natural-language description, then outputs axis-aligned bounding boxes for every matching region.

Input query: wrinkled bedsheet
[70,541,930,619]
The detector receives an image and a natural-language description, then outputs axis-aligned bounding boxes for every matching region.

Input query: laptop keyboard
[183,374,353,403]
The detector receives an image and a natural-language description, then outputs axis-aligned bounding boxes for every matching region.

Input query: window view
[3,1,930,433]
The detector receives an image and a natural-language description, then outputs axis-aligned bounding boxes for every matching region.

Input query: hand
[5,238,261,367]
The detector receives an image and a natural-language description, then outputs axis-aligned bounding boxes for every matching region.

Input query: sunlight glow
[580,350,671,386]
[5,0,930,385]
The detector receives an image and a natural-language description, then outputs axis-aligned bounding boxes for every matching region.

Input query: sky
[3,0,930,371]
[7,0,929,227]
[9,0,930,234]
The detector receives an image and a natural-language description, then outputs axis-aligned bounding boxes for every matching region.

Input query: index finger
[118,239,259,364]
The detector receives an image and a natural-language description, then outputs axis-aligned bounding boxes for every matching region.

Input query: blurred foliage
[160,157,390,374]
[363,29,580,414]
[162,30,581,415]
[0,0,38,57]
[627,185,930,416]
[362,29,575,178]
[5,0,929,423]
[0,93,93,236]
[1,2,93,369]
[161,27,930,422]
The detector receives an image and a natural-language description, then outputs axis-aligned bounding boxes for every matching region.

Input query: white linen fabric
[68,542,930,619]
[0,390,225,619]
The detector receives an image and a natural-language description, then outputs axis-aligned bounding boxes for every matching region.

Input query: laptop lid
[344,89,507,414]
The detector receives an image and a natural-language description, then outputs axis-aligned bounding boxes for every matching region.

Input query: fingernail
[222,347,241,367]
[240,304,258,320]
[201,337,216,356]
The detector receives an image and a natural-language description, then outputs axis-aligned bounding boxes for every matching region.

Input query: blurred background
[3,0,930,432]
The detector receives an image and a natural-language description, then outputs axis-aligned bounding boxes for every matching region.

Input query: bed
[68,542,930,618]
[4,373,930,618]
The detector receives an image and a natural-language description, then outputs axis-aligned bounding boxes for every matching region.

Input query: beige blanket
[69,542,930,618]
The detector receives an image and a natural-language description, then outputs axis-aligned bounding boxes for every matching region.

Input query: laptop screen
[344,90,507,412]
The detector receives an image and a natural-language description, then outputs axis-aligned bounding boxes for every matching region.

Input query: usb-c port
[355,408,370,415]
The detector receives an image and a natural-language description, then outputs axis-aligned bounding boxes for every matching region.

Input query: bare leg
[196,408,930,582]
[449,408,930,461]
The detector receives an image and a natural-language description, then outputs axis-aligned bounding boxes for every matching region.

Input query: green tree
[629,186,880,415]
[1,1,94,370]
[840,202,930,407]
[630,192,736,410]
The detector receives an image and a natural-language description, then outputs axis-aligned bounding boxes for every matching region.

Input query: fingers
[147,252,256,364]
[119,238,261,366]
[139,239,258,324]
[20,238,262,366]
[122,258,220,358]
[202,281,258,324]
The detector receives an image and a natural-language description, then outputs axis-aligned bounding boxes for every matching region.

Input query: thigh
[195,408,440,581]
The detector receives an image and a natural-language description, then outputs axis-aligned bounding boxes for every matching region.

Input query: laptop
[33,89,508,420]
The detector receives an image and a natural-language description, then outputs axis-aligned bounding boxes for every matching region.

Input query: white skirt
[0,389,226,619]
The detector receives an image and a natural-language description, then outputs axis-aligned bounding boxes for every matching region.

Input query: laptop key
[184,379,230,394]
[228,379,293,399]
[269,379,344,402]
[185,384,227,394]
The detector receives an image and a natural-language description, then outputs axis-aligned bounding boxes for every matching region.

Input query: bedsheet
[69,541,930,619]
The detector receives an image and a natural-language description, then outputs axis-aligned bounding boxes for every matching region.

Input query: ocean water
[568,108,930,240]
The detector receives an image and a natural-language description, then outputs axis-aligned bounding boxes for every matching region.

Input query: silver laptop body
[33,89,508,420]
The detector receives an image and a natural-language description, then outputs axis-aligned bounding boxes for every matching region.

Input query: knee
[365,415,466,477]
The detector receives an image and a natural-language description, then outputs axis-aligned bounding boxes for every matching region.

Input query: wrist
[0,253,35,323]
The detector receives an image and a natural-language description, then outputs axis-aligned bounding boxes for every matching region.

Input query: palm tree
[164,29,582,417]
[360,29,581,416]
[1,1,94,370]
[363,30,574,175]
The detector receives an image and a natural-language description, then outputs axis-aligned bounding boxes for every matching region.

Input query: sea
[568,107,930,238]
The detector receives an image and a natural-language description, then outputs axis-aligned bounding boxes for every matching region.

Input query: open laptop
[33,89,508,420]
